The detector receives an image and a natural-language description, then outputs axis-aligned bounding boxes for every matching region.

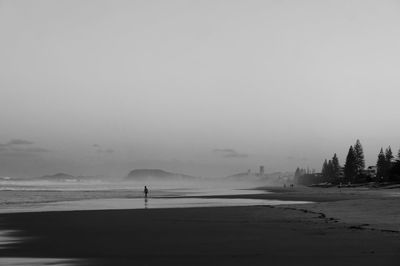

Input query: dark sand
[1,204,400,265]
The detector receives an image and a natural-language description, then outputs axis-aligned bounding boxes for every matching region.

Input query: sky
[1,0,400,178]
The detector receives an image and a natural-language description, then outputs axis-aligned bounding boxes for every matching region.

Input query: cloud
[224,153,248,158]
[14,147,50,153]
[213,148,248,158]
[100,148,114,154]
[92,144,114,154]
[0,139,34,147]
[0,139,50,154]
[214,148,236,153]
[7,139,34,145]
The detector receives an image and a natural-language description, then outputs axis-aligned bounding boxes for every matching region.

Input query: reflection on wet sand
[0,197,311,214]
[0,257,80,266]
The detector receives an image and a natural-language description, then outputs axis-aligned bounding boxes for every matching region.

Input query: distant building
[259,166,264,176]
[362,166,377,178]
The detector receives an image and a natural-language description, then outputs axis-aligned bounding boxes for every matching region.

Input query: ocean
[0,178,309,213]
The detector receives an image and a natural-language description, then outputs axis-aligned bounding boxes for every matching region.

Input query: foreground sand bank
[0,205,400,266]
[1,186,400,265]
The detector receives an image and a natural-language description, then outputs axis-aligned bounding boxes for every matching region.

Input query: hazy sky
[1,0,400,178]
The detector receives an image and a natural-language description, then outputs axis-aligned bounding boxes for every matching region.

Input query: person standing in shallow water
[144,186,149,209]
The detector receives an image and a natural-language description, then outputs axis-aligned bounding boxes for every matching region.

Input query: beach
[0,186,400,265]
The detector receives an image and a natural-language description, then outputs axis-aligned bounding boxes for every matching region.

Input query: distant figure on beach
[144,186,149,198]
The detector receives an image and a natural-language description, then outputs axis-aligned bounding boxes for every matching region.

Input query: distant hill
[39,173,76,180]
[126,169,195,181]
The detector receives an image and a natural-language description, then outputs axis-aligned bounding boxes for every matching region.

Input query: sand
[267,186,400,232]
[1,186,400,265]
[202,186,400,232]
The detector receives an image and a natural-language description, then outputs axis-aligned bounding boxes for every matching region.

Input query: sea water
[0,179,310,213]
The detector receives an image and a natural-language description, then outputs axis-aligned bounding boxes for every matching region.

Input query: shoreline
[1,185,400,231]
[0,186,400,265]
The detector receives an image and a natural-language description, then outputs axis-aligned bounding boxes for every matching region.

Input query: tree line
[294,139,400,185]
[376,146,400,182]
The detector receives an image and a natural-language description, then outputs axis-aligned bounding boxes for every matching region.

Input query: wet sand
[1,204,400,265]
[1,186,400,265]
[199,186,400,232]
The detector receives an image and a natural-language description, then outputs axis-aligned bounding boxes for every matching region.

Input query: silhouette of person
[144,186,149,198]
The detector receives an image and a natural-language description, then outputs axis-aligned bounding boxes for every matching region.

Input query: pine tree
[331,153,340,183]
[391,149,400,181]
[397,149,400,162]
[354,139,365,174]
[321,159,328,178]
[327,160,333,180]
[344,146,357,183]
[385,146,393,164]
[376,148,386,182]
[385,146,394,180]
[385,146,394,162]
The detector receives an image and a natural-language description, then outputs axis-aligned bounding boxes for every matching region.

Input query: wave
[0,179,141,191]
